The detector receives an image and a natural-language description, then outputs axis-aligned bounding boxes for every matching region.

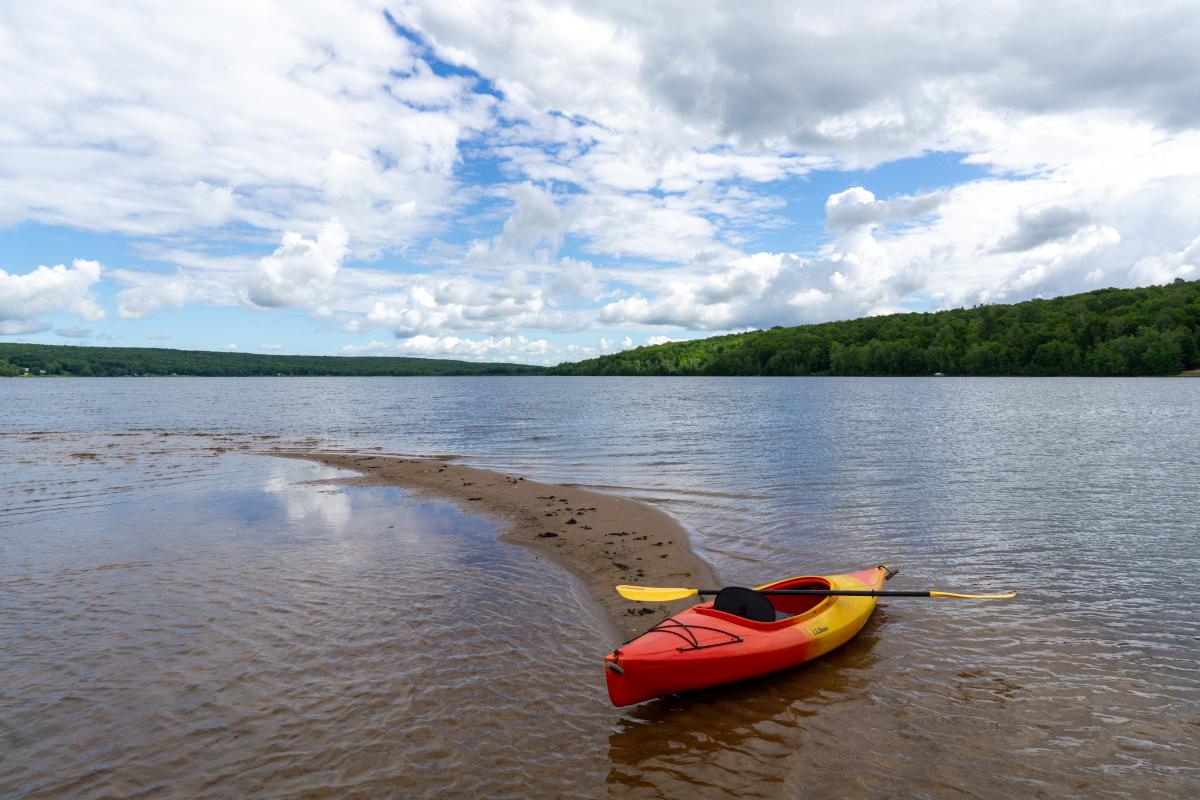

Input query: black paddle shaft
[696,589,932,597]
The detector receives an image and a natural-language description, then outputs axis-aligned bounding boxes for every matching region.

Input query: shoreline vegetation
[3,279,1198,378]
[549,278,1200,377]
[0,346,534,378]
[276,450,719,639]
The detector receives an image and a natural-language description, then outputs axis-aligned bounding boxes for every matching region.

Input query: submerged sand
[273,451,719,639]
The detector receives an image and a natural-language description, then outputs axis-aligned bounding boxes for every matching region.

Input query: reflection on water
[3,377,1200,798]
[607,614,885,799]
[1,443,613,799]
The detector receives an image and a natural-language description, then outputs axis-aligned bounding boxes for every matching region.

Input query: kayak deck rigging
[628,618,744,652]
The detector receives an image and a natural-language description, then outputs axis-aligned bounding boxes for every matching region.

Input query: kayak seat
[713,586,777,623]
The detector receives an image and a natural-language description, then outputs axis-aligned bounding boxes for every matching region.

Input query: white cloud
[598,335,636,354]
[595,175,1147,332]
[4,2,1200,357]
[1129,235,1200,286]
[248,220,349,308]
[0,259,105,331]
[824,187,946,232]
[992,205,1093,253]
[467,182,564,264]
[0,1,491,250]
[789,289,832,308]
[406,1,1200,164]
[341,266,609,339]
[189,181,237,227]
[550,257,605,301]
[1011,264,1047,292]
[342,333,550,361]
[259,343,284,351]
[116,273,196,319]
[0,319,51,335]
[398,0,1200,305]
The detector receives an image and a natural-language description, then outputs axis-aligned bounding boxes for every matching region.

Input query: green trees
[549,279,1200,376]
[5,280,1199,379]
[0,345,542,377]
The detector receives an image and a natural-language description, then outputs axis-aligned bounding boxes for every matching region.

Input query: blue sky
[2,2,1198,363]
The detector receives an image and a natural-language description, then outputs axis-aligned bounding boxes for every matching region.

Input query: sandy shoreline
[271,450,719,639]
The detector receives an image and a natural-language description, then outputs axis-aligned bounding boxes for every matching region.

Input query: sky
[1,1,1199,364]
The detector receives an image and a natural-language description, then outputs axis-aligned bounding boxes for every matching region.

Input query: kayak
[604,565,891,706]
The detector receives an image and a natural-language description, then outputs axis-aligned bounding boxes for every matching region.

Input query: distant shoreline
[5,280,1200,378]
[272,450,719,639]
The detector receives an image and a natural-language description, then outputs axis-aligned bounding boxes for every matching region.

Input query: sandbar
[271,451,720,639]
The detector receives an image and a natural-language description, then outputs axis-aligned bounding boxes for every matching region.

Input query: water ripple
[2,377,1199,798]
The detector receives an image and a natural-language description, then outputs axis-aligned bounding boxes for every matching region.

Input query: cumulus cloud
[1129,235,1200,285]
[406,1,1200,163]
[598,335,635,354]
[248,220,350,308]
[342,334,550,361]
[116,272,196,319]
[467,182,564,263]
[597,187,949,331]
[343,267,602,339]
[550,258,605,301]
[0,1,491,250]
[597,175,1138,332]
[189,181,236,227]
[824,187,946,233]
[0,319,51,335]
[0,259,105,332]
[600,253,795,330]
[993,205,1093,252]
[5,2,1200,357]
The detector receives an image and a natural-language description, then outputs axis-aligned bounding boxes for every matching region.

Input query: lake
[2,377,1198,798]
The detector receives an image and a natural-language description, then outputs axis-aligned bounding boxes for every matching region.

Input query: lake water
[2,377,1198,798]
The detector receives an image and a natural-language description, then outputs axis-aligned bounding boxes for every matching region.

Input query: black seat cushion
[713,586,776,622]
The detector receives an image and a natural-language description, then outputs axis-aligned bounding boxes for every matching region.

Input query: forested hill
[0,344,542,377]
[549,279,1200,376]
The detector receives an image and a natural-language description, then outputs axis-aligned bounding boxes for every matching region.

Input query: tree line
[547,279,1200,376]
[0,344,540,377]
[5,279,1198,378]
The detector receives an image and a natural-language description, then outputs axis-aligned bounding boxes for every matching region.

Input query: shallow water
[2,377,1199,798]
[1,442,612,798]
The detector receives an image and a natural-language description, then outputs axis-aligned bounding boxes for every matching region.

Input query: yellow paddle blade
[615,585,699,602]
[930,591,1017,599]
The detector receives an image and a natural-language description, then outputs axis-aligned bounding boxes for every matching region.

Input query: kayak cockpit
[693,576,835,627]
[761,576,833,616]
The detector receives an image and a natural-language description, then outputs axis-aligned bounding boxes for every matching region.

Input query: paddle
[616,585,1017,602]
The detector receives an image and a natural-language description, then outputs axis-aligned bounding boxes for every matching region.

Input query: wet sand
[273,450,719,638]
